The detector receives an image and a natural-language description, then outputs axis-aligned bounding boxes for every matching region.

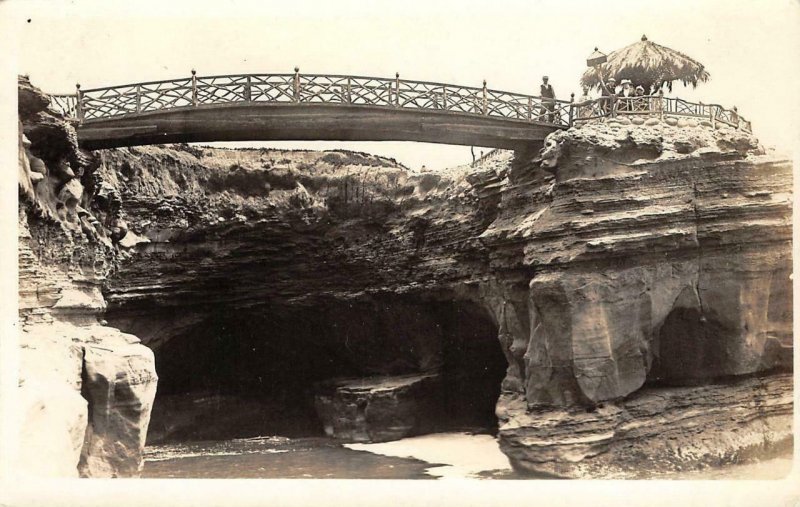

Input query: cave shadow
[139,296,506,445]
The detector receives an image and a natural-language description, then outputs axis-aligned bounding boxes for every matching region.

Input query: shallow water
[142,435,438,479]
[142,432,793,480]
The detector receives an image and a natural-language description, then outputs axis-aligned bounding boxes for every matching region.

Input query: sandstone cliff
[476,118,793,476]
[17,77,157,477]
[97,142,506,443]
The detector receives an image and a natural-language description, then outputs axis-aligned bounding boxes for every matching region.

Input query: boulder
[15,332,87,477]
[314,373,442,442]
[77,327,158,478]
[17,381,88,477]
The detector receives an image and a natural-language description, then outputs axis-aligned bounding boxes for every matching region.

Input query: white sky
[5,0,800,169]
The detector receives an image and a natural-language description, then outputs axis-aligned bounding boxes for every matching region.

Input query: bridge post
[245,75,252,102]
[442,85,447,110]
[658,90,664,120]
[346,77,352,104]
[482,80,487,115]
[710,104,716,128]
[395,73,400,107]
[527,96,532,120]
[294,67,300,103]
[191,70,198,106]
[75,84,84,123]
[569,92,575,126]
[136,84,142,113]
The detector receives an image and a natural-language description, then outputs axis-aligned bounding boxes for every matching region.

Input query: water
[142,432,793,480]
[141,432,511,479]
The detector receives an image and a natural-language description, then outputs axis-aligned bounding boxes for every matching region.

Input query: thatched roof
[581,35,710,92]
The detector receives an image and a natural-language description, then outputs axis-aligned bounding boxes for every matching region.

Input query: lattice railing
[46,71,751,134]
[46,71,572,128]
[571,95,751,133]
[49,94,79,118]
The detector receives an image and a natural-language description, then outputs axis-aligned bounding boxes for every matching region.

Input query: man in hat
[600,77,617,116]
[617,79,635,112]
[540,76,556,123]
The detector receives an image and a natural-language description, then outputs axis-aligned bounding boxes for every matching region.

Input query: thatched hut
[581,35,710,94]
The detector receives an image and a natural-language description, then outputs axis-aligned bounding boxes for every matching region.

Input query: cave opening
[134,296,506,444]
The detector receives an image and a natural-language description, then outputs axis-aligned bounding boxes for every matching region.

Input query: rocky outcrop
[16,76,157,478]
[497,373,793,478]
[95,143,506,442]
[314,373,443,442]
[474,119,793,476]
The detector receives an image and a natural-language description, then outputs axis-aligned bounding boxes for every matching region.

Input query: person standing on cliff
[540,76,556,123]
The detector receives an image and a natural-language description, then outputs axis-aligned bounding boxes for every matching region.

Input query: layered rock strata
[96,142,507,442]
[17,77,157,478]
[473,119,793,476]
[497,372,793,478]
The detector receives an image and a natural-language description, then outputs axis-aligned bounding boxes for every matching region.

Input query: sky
[4,0,800,169]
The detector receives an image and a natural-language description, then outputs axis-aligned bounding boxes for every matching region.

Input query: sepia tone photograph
[1,0,798,504]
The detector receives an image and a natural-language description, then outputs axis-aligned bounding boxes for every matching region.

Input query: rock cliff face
[17,77,157,478]
[18,74,793,478]
[98,143,507,443]
[475,119,793,476]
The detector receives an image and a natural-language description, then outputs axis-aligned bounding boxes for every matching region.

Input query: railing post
[136,84,142,113]
[346,77,352,104]
[245,75,252,102]
[569,92,575,126]
[710,104,716,128]
[395,72,400,107]
[293,67,300,103]
[482,80,487,115]
[191,70,198,106]
[658,90,664,120]
[733,106,740,130]
[75,84,84,123]
[442,85,447,110]
[527,96,532,120]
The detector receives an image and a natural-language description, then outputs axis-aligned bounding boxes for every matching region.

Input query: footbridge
[47,69,751,150]
[48,70,572,150]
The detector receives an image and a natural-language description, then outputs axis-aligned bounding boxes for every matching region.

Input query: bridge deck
[76,103,560,150]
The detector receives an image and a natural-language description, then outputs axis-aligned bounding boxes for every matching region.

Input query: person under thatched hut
[617,79,636,112]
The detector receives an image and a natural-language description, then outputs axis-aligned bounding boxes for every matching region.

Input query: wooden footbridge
[47,69,750,150]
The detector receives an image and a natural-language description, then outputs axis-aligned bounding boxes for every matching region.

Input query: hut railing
[572,95,751,132]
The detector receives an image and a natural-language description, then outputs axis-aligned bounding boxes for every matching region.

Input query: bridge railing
[48,70,574,128]
[47,71,751,134]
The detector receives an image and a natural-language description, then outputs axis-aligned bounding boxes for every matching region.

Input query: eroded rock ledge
[475,119,793,476]
[497,372,793,478]
[17,76,157,478]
